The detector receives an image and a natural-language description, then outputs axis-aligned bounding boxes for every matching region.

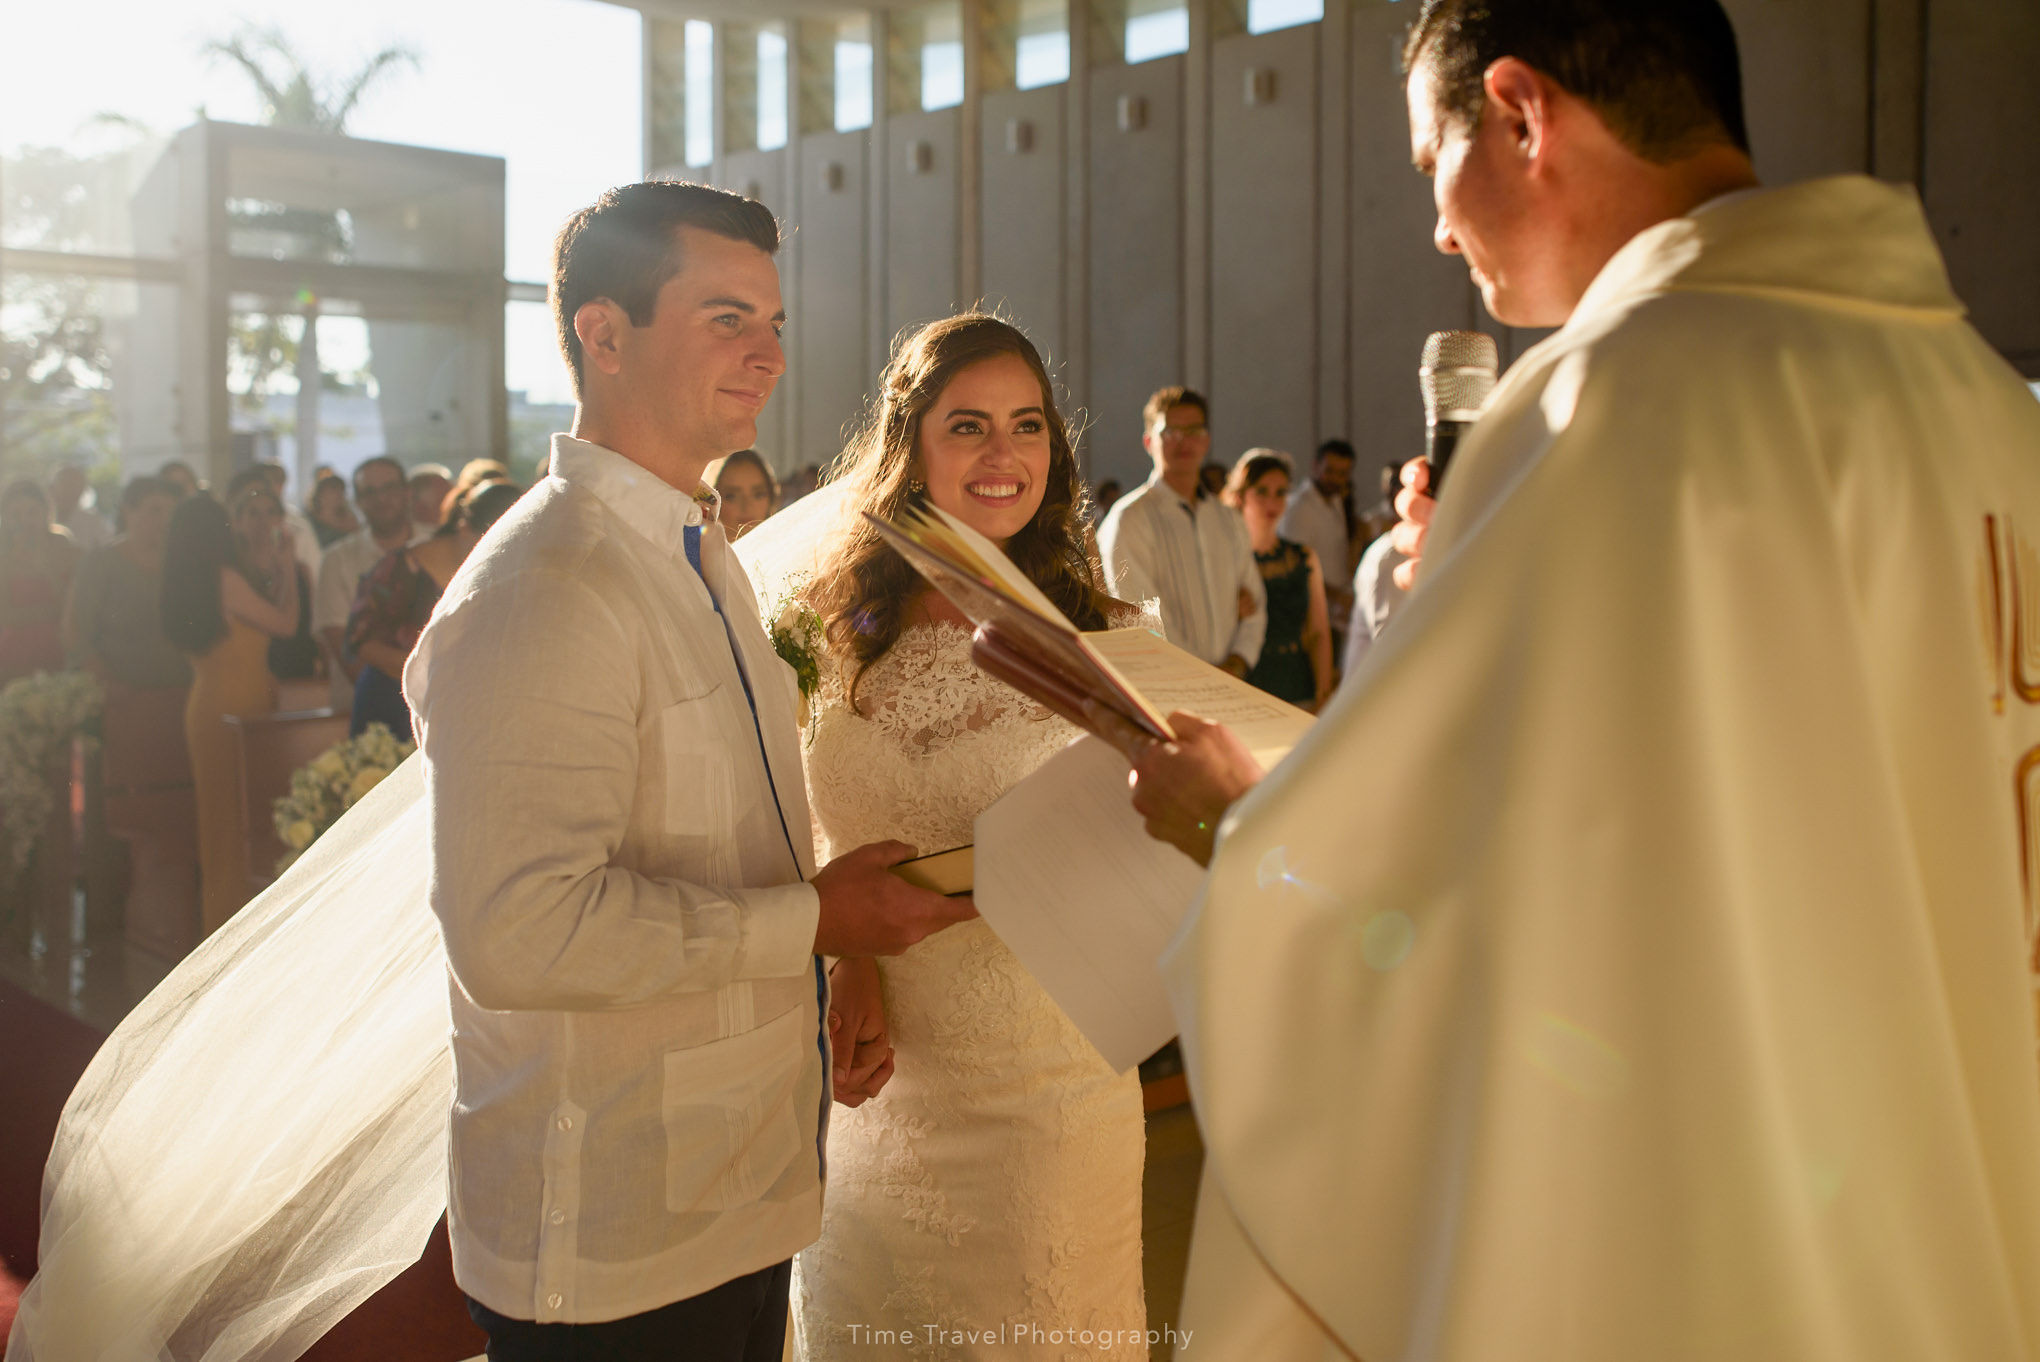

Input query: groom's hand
[827,956,894,1107]
[811,840,978,957]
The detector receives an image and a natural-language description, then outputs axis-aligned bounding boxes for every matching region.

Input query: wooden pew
[99,684,200,961]
[224,707,350,897]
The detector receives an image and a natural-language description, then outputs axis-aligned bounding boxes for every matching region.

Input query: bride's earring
[908,473,926,493]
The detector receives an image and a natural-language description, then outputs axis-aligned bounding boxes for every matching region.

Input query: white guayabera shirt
[407,434,826,1325]
[1097,475,1267,668]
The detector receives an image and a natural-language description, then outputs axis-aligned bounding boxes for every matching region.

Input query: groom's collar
[550,434,720,552]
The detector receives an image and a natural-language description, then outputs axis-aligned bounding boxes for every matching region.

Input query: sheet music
[973,734,1208,1073]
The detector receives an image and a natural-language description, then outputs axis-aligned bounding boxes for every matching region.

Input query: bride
[760,314,1150,1358]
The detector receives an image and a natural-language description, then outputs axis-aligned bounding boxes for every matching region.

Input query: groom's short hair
[551,181,781,396]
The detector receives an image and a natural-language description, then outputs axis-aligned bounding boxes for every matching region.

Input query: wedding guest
[51,464,113,551]
[1224,449,1332,709]
[1097,387,1266,674]
[1093,477,1123,521]
[63,476,189,690]
[1355,461,1400,548]
[407,464,453,533]
[1342,492,1413,677]
[306,474,358,549]
[713,448,779,540]
[1277,438,1357,646]
[781,461,822,504]
[158,460,204,501]
[440,458,511,524]
[258,460,321,579]
[163,471,300,936]
[0,480,82,684]
[346,480,522,740]
[315,457,424,707]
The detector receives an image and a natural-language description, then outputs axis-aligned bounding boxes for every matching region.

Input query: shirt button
[556,1115,573,1131]
[548,1292,563,1310]
[549,1209,566,1225]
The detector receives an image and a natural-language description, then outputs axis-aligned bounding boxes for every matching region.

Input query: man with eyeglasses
[1096,386,1265,676]
[314,455,428,705]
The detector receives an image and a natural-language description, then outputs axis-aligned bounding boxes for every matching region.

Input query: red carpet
[0,977,482,1359]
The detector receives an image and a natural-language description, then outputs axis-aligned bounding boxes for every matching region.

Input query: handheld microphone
[1420,331,1499,496]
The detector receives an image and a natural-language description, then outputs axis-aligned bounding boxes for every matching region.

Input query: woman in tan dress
[162,469,300,936]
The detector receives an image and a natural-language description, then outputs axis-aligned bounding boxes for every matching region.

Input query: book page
[973,735,1207,1073]
[1081,628,1314,766]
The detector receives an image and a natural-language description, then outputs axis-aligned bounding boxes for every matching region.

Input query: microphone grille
[1420,330,1499,421]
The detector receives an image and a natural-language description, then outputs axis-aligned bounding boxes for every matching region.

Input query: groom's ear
[575,299,629,382]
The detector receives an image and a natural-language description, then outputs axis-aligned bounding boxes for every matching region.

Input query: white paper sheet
[973,734,1208,1072]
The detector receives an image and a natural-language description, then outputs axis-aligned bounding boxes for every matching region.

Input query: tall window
[835,18,874,131]
[1016,0,1071,89]
[920,3,965,111]
[1125,0,1189,63]
[684,20,714,166]
[1247,0,1324,34]
[757,25,788,150]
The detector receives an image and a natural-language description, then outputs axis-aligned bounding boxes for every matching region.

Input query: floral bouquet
[0,670,104,878]
[272,722,415,872]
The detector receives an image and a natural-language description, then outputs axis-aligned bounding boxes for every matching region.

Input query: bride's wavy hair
[811,312,1111,713]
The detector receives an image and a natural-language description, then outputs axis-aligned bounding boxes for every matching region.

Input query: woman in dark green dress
[1224,449,1333,710]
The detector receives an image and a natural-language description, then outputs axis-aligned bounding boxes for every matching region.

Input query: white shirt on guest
[1277,483,1350,588]
[404,434,824,1325]
[1097,473,1267,668]
[1278,481,1353,634]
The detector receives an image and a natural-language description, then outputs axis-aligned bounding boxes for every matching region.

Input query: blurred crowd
[1,400,1398,942]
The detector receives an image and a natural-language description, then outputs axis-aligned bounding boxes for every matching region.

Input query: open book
[865,505,1311,766]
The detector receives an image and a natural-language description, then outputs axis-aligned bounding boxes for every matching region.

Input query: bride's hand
[827,956,894,1107]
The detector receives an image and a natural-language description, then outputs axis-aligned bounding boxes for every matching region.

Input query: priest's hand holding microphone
[1101,331,1485,864]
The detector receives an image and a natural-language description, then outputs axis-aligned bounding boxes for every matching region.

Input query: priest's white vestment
[1162,175,2040,1361]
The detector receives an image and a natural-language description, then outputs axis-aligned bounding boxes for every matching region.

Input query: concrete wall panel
[981,85,1068,371]
[885,111,962,350]
[1088,55,1185,487]
[1723,0,1871,184]
[795,130,871,466]
[1211,24,1319,467]
[1924,0,2040,369]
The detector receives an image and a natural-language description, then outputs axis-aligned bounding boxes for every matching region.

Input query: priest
[1118,2,2040,1358]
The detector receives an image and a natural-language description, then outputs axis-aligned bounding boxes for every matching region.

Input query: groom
[405,182,972,1358]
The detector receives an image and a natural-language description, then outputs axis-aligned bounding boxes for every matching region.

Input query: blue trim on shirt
[683,524,828,1177]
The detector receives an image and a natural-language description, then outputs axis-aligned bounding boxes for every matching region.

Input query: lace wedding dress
[794,620,1148,1360]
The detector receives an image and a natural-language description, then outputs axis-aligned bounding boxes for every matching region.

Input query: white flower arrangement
[271,722,415,872]
[0,670,104,878]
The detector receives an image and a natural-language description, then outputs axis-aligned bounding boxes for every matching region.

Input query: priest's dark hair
[550,181,780,397]
[1403,0,1750,161]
